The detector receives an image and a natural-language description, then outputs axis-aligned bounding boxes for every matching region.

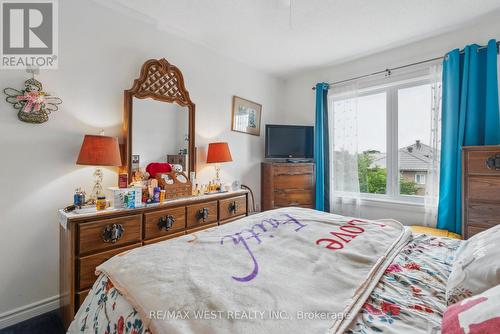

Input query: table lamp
[206,142,232,183]
[76,134,122,202]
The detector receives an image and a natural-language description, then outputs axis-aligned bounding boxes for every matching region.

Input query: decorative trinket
[3,76,62,124]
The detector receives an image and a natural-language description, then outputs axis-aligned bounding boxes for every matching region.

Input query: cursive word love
[316,219,386,251]
[220,214,307,282]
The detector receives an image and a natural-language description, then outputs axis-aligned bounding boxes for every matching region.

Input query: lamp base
[214,164,221,183]
[88,167,104,203]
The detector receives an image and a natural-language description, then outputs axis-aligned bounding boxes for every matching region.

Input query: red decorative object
[118,173,128,188]
[76,135,122,166]
[146,162,172,178]
[206,142,232,163]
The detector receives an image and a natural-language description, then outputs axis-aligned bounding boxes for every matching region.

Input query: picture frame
[231,96,262,136]
[131,154,140,171]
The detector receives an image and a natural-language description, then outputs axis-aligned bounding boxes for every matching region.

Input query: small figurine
[133,168,150,182]
[172,164,183,173]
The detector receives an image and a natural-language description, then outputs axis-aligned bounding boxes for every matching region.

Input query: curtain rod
[312,41,500,90]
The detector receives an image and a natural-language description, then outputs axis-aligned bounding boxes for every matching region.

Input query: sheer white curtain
[328,83,361,217]
[328,63,442,222]
[424,64,442,226]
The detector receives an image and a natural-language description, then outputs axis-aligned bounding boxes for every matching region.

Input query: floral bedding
[68,233,461,334]
[346,234,461,334]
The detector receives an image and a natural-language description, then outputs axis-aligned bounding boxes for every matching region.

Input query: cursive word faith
[220,214,307,282]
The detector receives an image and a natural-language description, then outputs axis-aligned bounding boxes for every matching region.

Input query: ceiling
[107,0,500,77]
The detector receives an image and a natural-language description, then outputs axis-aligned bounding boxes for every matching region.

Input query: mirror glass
[131,97,190,176]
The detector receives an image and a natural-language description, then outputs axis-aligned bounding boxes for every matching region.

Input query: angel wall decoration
[3,78,62,124]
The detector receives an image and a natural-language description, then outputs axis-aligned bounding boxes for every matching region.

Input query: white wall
[0,0,282,324]
[282,10,500,225]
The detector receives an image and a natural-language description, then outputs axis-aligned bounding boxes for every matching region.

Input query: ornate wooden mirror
[123,58,195,182]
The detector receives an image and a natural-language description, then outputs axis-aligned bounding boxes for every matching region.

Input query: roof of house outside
[371,141,433,172]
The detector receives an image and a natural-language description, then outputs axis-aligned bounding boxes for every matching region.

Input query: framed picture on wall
[231,96,262,136]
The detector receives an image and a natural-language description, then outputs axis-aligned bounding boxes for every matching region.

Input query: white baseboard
[0,295,60,330]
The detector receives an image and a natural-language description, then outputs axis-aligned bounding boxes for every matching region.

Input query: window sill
[359,196,424,209]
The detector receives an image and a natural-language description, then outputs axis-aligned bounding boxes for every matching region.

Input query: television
[265,124,314,160]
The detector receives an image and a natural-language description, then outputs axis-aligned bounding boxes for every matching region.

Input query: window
[415,173,426,185]
[355,92,387,195]
[331,75,440,204]
[398,83,433,197]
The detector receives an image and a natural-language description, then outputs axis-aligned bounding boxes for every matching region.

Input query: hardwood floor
[0,311,65,334]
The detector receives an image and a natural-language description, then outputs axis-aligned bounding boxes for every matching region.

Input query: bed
[68,207,461,334]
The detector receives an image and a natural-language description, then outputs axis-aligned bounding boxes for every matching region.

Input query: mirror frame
[123,58,196,182]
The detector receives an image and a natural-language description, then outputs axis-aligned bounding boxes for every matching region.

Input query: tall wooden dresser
[462,146,500,239]
[261,162,315,211]
[59,190,248,328]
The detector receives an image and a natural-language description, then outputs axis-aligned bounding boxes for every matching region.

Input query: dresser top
[59,189,248,228]
[261,161,315,165]
[462,145,500,151]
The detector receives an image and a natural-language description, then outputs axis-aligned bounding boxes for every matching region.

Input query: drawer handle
[486,154,500,170]
[102,224,125,243]
[158,215,175,231]
[228,201,240,214]
[197,208,209,222]
[289,202,299,206]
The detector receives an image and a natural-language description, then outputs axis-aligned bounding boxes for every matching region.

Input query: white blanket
[96,207,411,334]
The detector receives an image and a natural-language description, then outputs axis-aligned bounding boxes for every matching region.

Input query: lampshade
[76,135,122,166]
[206,142,232,163]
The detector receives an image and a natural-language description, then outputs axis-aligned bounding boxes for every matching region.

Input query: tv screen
[265,125,314,159]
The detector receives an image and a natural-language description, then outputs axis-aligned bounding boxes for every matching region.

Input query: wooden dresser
[261,162,315,211]
[60,190,248,328]
[462,146,500,239]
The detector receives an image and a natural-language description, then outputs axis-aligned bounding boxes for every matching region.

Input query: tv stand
[286,158,313,163]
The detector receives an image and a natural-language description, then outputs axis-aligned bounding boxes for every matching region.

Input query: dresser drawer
[186,201,218,228]
[144,207,186,240]
[274,174,313,190]
[274,189,313,206]
[187,222,218,233]
[219,195,247,221]
[466,150,500,175]
[78,243,140,290]
[143,230,185,246]
[466,225,488,239]
[78,214,142,255]
[468,176,500,202]
[275,203,314,209]
[273,164,313,176]
[467,202,500,228]
[76,289,90,308]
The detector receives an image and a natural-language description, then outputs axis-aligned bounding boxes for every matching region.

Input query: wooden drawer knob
[102,224,125,243]
[158,215,175,231]
[228,201,240,214]
[197,208,209,222]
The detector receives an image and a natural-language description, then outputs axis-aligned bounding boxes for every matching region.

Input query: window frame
[330,75,437,206]
[415,173,426,185]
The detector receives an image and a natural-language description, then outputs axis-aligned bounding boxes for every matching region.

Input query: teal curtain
[315,83,330,211]
[437,39,500,234]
